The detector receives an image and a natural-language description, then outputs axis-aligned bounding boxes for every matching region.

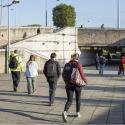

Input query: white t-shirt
[25,61,38,77]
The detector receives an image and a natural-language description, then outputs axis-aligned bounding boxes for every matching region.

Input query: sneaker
[13,87,17,92]
[33,89,36,93]
[28,92,32,96]
[62,111,68,123]
[76,112,81,118]
[49,102,55,106]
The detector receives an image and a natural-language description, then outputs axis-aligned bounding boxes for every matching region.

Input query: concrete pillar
[79,50,95,66]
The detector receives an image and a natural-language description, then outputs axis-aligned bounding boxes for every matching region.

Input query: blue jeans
[99,64,105,75]
[26,77,36,94]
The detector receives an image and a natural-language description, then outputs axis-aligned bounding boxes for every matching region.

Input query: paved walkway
[0,67,125,125]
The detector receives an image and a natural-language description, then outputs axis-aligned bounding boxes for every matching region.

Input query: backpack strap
[75,62,79,68]
[15,55,22,64]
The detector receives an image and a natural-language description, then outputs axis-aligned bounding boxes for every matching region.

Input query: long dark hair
[29,55,35,61]
[27,55,36,65]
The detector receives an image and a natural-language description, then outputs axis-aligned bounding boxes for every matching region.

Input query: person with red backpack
[43,53,61,106]
[62,53,87,122]
[119,54,125,77]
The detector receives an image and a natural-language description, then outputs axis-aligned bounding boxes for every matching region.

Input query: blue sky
[1,0,125,28]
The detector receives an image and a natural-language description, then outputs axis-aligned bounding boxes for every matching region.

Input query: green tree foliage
[53,4,76,28]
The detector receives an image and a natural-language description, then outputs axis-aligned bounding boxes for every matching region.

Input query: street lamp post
[45,0,47,26]
[0,0,2,25]
[11,8,17,26]
[57,0,63,3]
[75,27,77,53]
[62,33,65,66]
[117,0,120,29]
[45,0,61,27]
[3,0,20,73]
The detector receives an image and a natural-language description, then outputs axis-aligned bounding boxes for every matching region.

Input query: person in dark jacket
[43,53,61,106]
[62,53,87,122]
[95,53,99,70]
[98,54,106,75]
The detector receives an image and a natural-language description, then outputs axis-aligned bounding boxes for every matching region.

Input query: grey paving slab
[0,68,125,124]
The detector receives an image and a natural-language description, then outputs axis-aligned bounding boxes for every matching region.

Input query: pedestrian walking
[107,52,111,64]
[118,54,125,77]
[98,54,106,75]
[95,53,99,70]
[62,53,87,123]
[43,53,61,106]
[24,55,38,95]
[9,50,23,92]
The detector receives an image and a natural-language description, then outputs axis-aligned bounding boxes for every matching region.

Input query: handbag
[71,68,86,86]
[123,64,125,69]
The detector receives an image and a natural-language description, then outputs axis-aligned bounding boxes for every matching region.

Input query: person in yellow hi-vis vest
[9,50,23,92]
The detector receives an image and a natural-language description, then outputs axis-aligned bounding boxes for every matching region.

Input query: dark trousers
[95,62,99,70]
[47,77,57,104]
[11,71,20,91]
[64,86,82,112]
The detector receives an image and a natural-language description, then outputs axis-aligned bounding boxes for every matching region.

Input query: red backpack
[71,65,86,87]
